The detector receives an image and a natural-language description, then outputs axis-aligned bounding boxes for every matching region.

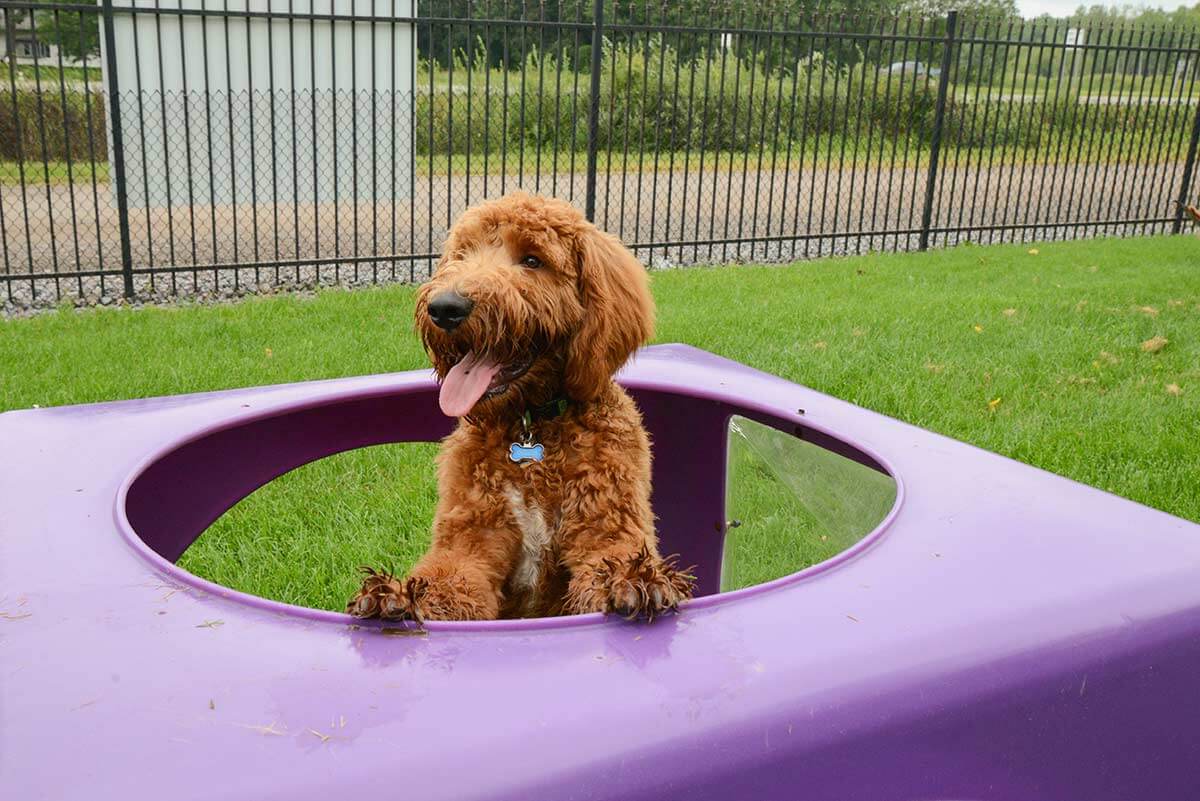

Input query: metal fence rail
[0,0,1197,308]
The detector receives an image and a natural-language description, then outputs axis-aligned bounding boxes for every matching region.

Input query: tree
[35,3,100,64]
[900,0,1020,19]
[418,0,914,71]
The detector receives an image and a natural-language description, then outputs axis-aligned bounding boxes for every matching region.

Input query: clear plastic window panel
[722,416,898,592]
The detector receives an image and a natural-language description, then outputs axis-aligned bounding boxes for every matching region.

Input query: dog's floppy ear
[565,224,654,401]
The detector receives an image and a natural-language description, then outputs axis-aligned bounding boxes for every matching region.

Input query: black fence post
[919,10,957,251]
[100,0,135,298]
[1173,97,1200,234]
[583,0,604,222]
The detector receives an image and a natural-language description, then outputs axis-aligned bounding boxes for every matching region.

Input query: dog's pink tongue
[439,351,503,418]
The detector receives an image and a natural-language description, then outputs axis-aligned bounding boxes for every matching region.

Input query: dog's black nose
[427,291,474,332]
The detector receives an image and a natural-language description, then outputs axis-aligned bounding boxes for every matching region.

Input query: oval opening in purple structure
[120,377,899,628]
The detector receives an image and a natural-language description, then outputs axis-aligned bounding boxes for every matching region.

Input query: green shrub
[0,89,107,161]
[415,41,1191,158]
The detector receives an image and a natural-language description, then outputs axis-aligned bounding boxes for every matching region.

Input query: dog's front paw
[349,569,499,622]
[567,547,695,621]
[347,567,416,620]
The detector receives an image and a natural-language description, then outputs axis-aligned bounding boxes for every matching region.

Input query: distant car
[879,60,941,78]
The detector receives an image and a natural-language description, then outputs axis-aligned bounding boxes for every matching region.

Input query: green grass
[0,159,109,186]
[2,234,1198,611]
[426,67,1200,102]
[417,134,1189,177]
[990,72,1200,99]
[0,63,103,84]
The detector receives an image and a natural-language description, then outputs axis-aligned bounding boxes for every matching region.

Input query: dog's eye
[520,255,543,269]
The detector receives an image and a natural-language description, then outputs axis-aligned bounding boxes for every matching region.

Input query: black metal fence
[1,0,1198,309]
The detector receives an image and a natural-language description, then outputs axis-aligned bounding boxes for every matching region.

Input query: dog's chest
[502,484,559,601]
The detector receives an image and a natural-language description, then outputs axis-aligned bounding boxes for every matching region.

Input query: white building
[0,23,81,66]
[102,0,415,209]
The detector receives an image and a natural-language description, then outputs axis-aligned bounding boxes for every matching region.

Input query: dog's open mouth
[438,350,534,418]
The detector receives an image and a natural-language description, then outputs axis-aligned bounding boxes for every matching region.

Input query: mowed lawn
[2,234,1197,611]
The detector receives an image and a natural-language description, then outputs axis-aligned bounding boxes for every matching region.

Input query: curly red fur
[348,192,693,622]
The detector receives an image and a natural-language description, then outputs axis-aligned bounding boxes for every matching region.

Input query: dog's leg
[410,548,510,622]
[349,481,521,621]
[558,474,694,621]
[348,425,531,622]
[349,530,518,622]
[563,543,694,621]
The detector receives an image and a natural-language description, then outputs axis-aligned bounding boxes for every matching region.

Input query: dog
[348,193,694,622]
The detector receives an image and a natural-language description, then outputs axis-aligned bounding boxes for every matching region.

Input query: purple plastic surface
[3,344,1199,800]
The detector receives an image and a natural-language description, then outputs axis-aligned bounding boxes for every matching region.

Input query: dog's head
[415,192,653,420]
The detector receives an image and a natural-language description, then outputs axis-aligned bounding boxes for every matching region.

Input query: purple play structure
[3,344,1199,800]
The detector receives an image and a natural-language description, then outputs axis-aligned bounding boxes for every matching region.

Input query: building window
[15,38,51,59]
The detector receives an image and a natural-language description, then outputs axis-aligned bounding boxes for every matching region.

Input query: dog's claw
[349,594,376,617]
[379,595,406,620]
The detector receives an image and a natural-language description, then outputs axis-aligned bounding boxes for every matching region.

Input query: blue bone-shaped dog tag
[509,442,545,464]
